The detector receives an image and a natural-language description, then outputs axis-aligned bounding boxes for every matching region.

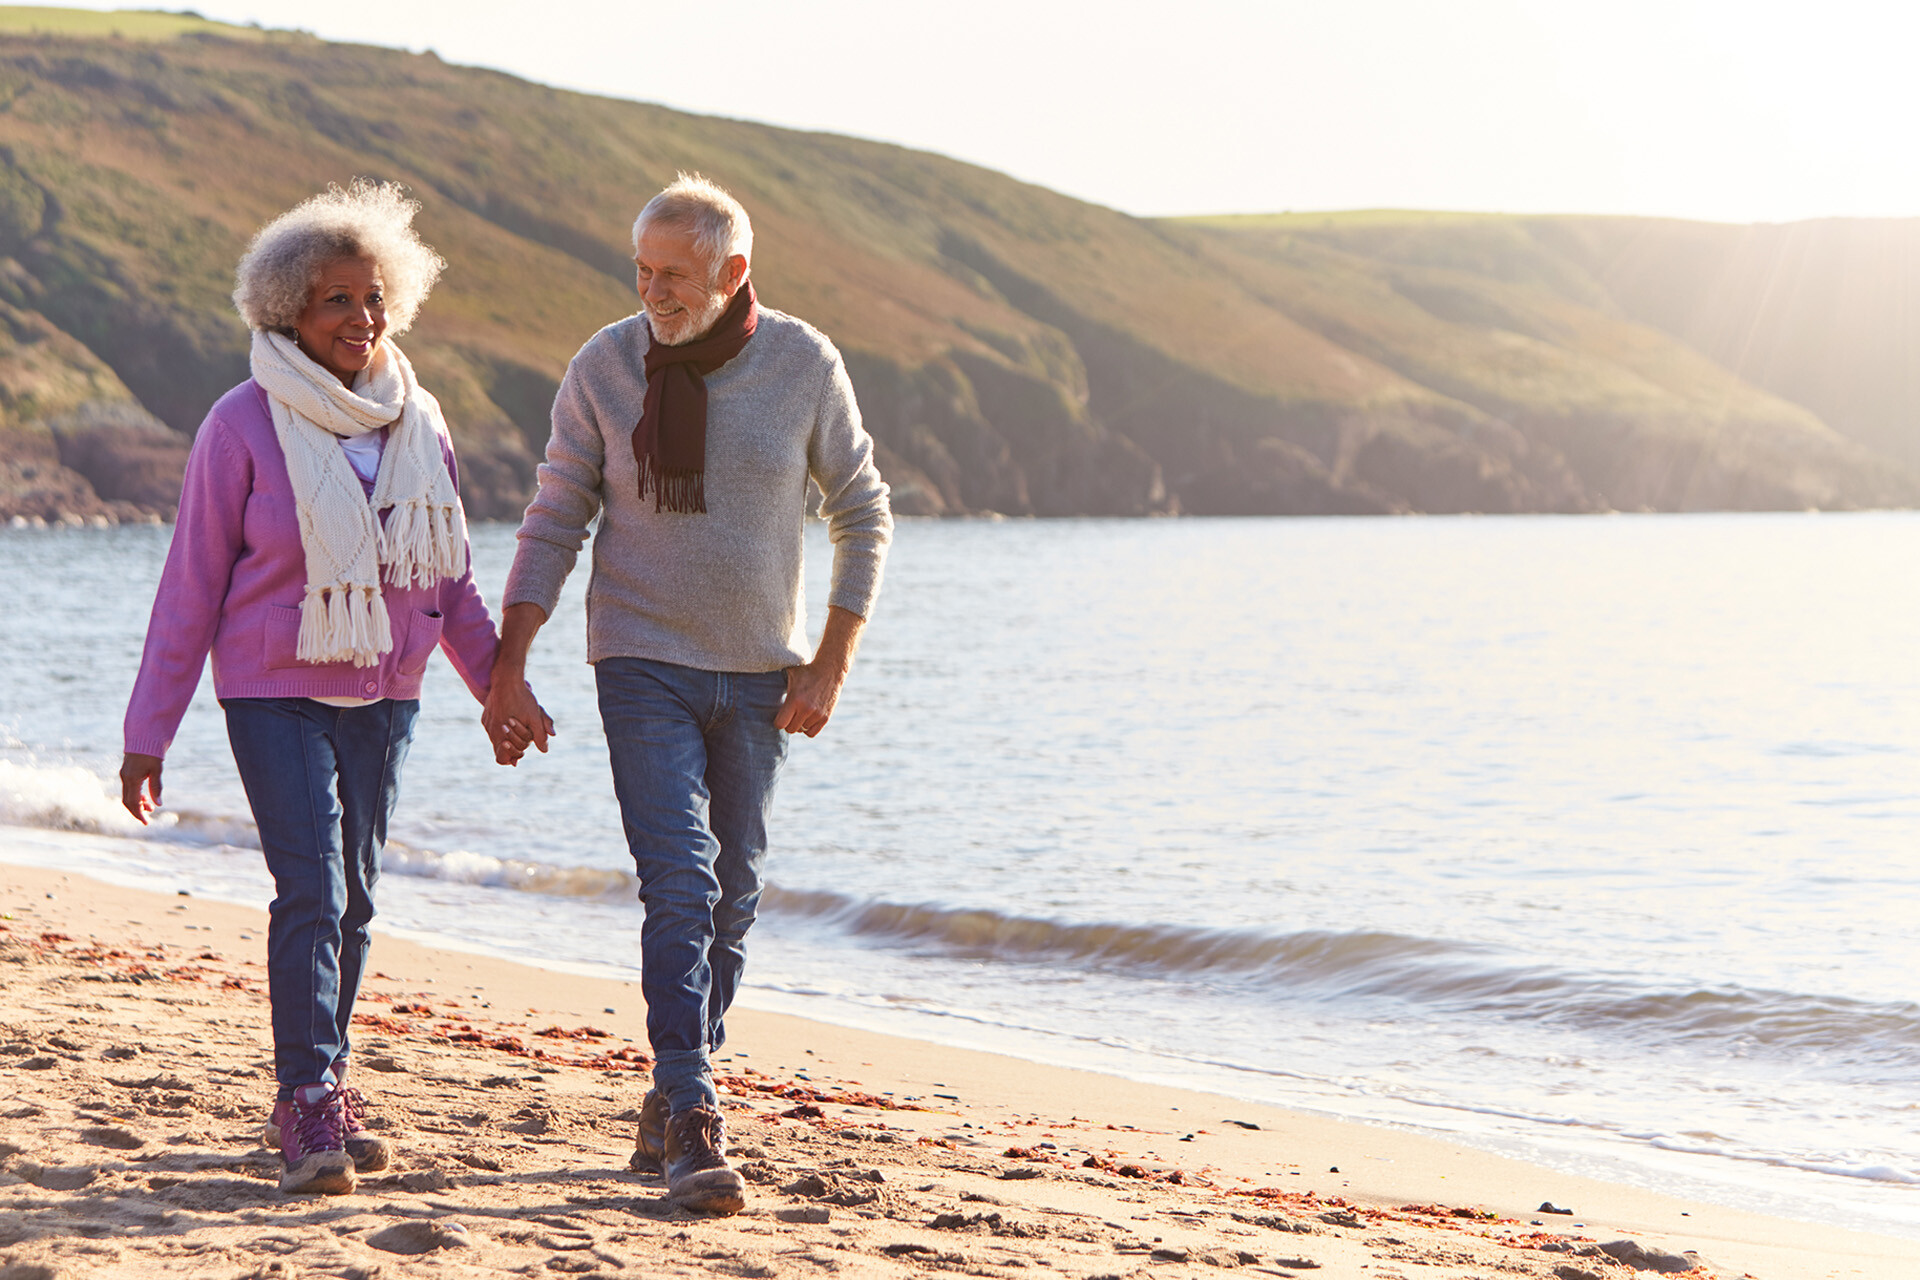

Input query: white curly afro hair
[232,178,446,334]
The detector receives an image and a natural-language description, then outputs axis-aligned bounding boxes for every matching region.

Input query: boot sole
[266,1122,390,1173]
[669,1170,746,1215]
[347,1137,391,1172]
[279,1150,356,1195]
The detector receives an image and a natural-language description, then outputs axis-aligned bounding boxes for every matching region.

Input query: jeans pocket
[396,609,444,675]
[261,604,304,670]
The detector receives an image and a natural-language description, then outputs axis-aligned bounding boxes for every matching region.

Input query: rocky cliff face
[0,26,1912,526]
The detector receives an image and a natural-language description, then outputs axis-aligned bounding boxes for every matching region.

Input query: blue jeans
[224,697,418,1101]
[596,657,791,1114]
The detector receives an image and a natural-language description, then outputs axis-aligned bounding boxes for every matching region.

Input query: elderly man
[484,173,892,1214]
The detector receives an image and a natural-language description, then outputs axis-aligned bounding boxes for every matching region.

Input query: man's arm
[481,602,556,761]
[775,604,865,737]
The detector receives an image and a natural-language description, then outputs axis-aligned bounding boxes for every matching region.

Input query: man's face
[634,220,734,346]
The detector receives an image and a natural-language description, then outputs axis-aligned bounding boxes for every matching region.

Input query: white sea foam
[0,759,141,836]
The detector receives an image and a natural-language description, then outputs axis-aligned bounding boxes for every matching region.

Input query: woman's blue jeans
[224,697,418,1101]
[595,657,790,1115]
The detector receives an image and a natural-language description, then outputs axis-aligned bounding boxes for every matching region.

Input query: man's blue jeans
[224,697,418,1101]
[596,657,790,1114]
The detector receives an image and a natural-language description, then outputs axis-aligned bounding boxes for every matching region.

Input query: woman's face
[294,256,388,385]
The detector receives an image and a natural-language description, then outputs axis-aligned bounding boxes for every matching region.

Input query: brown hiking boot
[629,1087,669,1175]
[663,1103,745,1214]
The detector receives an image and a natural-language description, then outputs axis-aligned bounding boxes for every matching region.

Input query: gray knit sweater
[503,307,892,672]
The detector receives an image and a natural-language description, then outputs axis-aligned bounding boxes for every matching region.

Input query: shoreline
[9,819,1919,1245]
[2,861,1912,1278]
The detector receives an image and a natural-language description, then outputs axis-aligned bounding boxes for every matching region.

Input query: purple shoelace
[338,1086,370,1133]
[288,1089,346,1154]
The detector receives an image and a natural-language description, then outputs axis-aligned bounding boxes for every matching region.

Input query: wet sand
[1,856,1911,1279]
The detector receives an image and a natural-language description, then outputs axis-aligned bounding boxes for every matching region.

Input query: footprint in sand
[78,1126,143,1151]
[365,1219,473,1255]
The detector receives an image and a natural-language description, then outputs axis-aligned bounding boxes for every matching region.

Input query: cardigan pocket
[262,605,305,670]
[396,609,445,675]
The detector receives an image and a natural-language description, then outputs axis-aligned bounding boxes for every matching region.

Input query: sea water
[4,513,1919,1241]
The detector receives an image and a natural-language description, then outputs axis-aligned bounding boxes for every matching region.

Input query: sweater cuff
[827,552,886,620]
[123,735,174,759]
[502,536,575,619]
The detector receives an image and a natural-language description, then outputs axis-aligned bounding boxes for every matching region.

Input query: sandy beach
[0,858,1910,1280]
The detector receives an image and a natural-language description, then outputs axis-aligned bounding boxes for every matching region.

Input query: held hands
[119,752,164,824]
[481,675,555,766]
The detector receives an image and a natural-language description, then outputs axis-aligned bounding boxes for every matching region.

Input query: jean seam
[299,705,328,1089]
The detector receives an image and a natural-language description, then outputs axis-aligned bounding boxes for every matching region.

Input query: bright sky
[54,1,1920,222]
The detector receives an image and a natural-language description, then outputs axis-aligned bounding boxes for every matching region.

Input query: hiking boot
[278,1081,356,1195]
[264,1065,391,1173]
[629,1087,669,1175]
[335,1082,392,1172]
[663,1103,745,1214]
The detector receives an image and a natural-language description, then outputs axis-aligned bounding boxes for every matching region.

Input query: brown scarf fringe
[639,458,708,515]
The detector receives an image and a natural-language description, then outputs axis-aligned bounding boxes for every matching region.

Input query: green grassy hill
[0,9,1913,521]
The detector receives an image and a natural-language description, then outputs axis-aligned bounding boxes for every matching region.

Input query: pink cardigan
[124,380,501,758]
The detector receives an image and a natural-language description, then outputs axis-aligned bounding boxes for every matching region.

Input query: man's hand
[120,752,163,824]
[482,677,554,765]
[775,605,865,738]
[483,601,555,766]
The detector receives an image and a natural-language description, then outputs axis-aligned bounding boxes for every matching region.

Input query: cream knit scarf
[251,330,467,668]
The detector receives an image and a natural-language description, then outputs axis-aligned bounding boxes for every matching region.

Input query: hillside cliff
[0,15,1912,522]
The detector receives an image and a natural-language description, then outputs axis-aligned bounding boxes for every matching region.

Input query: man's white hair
[631,172,753,279]
[232,179,446,333]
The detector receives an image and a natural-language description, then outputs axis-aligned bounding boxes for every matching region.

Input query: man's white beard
[649,284,731,346]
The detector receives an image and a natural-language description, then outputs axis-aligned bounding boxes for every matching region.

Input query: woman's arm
[120,410,252,819]
[430,438,503,704]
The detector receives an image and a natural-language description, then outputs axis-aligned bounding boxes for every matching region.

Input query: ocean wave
[380,843,634,899]
[9,758,1918,1071]
[760,885,1920,1065]
[0,759,142,835]
[0,760,636,899]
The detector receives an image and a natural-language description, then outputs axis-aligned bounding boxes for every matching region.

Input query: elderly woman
[119,180,530,1195]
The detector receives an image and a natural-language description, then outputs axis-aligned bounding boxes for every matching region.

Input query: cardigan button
[363,681,378,694]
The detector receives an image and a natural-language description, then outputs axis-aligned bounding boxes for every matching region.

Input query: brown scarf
[634,280,759,513]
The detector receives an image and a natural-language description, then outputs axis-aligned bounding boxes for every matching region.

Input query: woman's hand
[120,752,164,824]
[482,678,555,766]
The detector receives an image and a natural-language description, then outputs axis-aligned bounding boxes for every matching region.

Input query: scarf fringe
[380,498,465,589]
[297,584,393,668]
[638,457,708,514]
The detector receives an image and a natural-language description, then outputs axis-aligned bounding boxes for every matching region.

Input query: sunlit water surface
[5,513,1919,1239]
